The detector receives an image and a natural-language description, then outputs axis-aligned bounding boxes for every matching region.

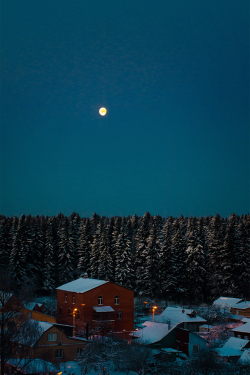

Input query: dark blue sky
[1,0,249,218]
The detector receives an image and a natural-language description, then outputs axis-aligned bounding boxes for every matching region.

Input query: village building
[56,275,134,335]
[216,337,250,363]
[15,320,88,363]
[130,307,207,357]
[231,301,250,318]
[232,318,250,340]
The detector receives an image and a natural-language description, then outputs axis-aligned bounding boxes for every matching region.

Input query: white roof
[19,320,53,347]
[216,337,249,357]
[213,297,242,308]
[57,277,108,293]
[154,307,206,327]
[232,321,250,334]
[93,306,114,312]
[130,321,170,344]
[231,301,250,310]
[24,302,37,310]
[238,349,250,364]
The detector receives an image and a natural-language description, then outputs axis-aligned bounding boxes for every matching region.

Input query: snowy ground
[9,359,139,375]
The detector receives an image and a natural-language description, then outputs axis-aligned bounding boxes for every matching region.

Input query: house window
[237,334,241,338]
[77,310,80,320]
[59,307,62,316]
[77,348,84,356]
[68,308,71,318]
[65,294,67,303]
[48,333,57,341]
[72,295,75,304]
[98,296,103,305]
[55,349,63,358]
[193,345,199,353]
[115,295,119,305]
[117,310,122,319]
[244,335,248,339]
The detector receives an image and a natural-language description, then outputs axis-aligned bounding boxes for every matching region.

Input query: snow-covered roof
[232,321,250,334]
[231,301,250,310]
[154,307,206,327]
[93,306,114,312]
[213,297,242,308]
[57,277,108,293]
[216,337,249,357]
[18,320,53,347]
[130,321,170,344]
[24,302,37,310]
[238,349,250,364]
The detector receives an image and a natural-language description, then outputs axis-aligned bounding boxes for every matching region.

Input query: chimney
[83,272,88,279]
[182,307,185,313]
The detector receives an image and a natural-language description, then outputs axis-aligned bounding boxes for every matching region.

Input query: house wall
[57,282,134,332]
[20,308,56,323]
[147,327,179,350]
[176,328,189,356]
[231,307,250,317]
[35,326,87,363]
[233,331,250,340]
[188,332,207,356]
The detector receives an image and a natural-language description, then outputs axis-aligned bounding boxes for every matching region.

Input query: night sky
[1,0,249,218]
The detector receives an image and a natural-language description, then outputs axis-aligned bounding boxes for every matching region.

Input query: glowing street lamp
[152,306,157,322]
[73,308,77,336]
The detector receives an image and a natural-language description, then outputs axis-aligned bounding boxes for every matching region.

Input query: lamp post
[73,308,77,336]
[152,306,157,322]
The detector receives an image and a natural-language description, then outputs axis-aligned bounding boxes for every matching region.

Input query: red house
[56,275,134,335]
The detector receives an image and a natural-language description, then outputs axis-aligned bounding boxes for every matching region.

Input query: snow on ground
[8,359,139,375]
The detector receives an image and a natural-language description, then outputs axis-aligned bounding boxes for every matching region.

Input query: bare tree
[0,267,41,375]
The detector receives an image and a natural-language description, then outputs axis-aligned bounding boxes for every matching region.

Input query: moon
[99,107,107,116]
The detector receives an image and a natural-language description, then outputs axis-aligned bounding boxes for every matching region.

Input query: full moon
[99,107,107,116]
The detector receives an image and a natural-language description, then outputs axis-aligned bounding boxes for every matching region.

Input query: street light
[152,306,157,322]
[73,308,77,336]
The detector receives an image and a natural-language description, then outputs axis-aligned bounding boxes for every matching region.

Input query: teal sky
[0,0,249,218]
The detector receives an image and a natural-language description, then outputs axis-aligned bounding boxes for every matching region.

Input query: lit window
[68,308,71,318]
[115,295,119,305]
[98,296,103,305]
[48,333,57,341]
[59,307,62,316]
[65,294,67,303]
[73,295,75,304]
[77,310,80,320]
[117,310,122,319]
[55,349,63,358]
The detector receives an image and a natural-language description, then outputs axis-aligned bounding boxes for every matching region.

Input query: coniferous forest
[0,212,250,302]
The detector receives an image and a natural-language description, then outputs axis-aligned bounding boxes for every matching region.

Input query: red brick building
[56,275,134,334]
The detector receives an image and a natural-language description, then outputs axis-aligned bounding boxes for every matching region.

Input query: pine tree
[89,221,104,279]
[115,230,134,289]
[170,228,187,302]
[58,216,75,285]
[43,217,57,290]
[97,228,114,281]
[77,218,93,274]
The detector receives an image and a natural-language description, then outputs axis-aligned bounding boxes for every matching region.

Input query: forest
[0,212,249,302]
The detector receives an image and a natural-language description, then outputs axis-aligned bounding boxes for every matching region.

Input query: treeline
[0,212,250,301]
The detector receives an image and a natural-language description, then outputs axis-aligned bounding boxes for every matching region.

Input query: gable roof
[154,307,206,326]
[216,337,249,357]
[213,297,242,308]
[232,321,250,334]
[231,301,250,310]
[57,277,108,293]
[130,321,170,344]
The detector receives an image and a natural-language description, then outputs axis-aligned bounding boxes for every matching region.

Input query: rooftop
[216,337,249,358]
[213,297,242,308]
[232,320,250,334]
[154,307,206,326]
[130,321,170,344]
[231,301,250,310]
[57,277,108,293]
